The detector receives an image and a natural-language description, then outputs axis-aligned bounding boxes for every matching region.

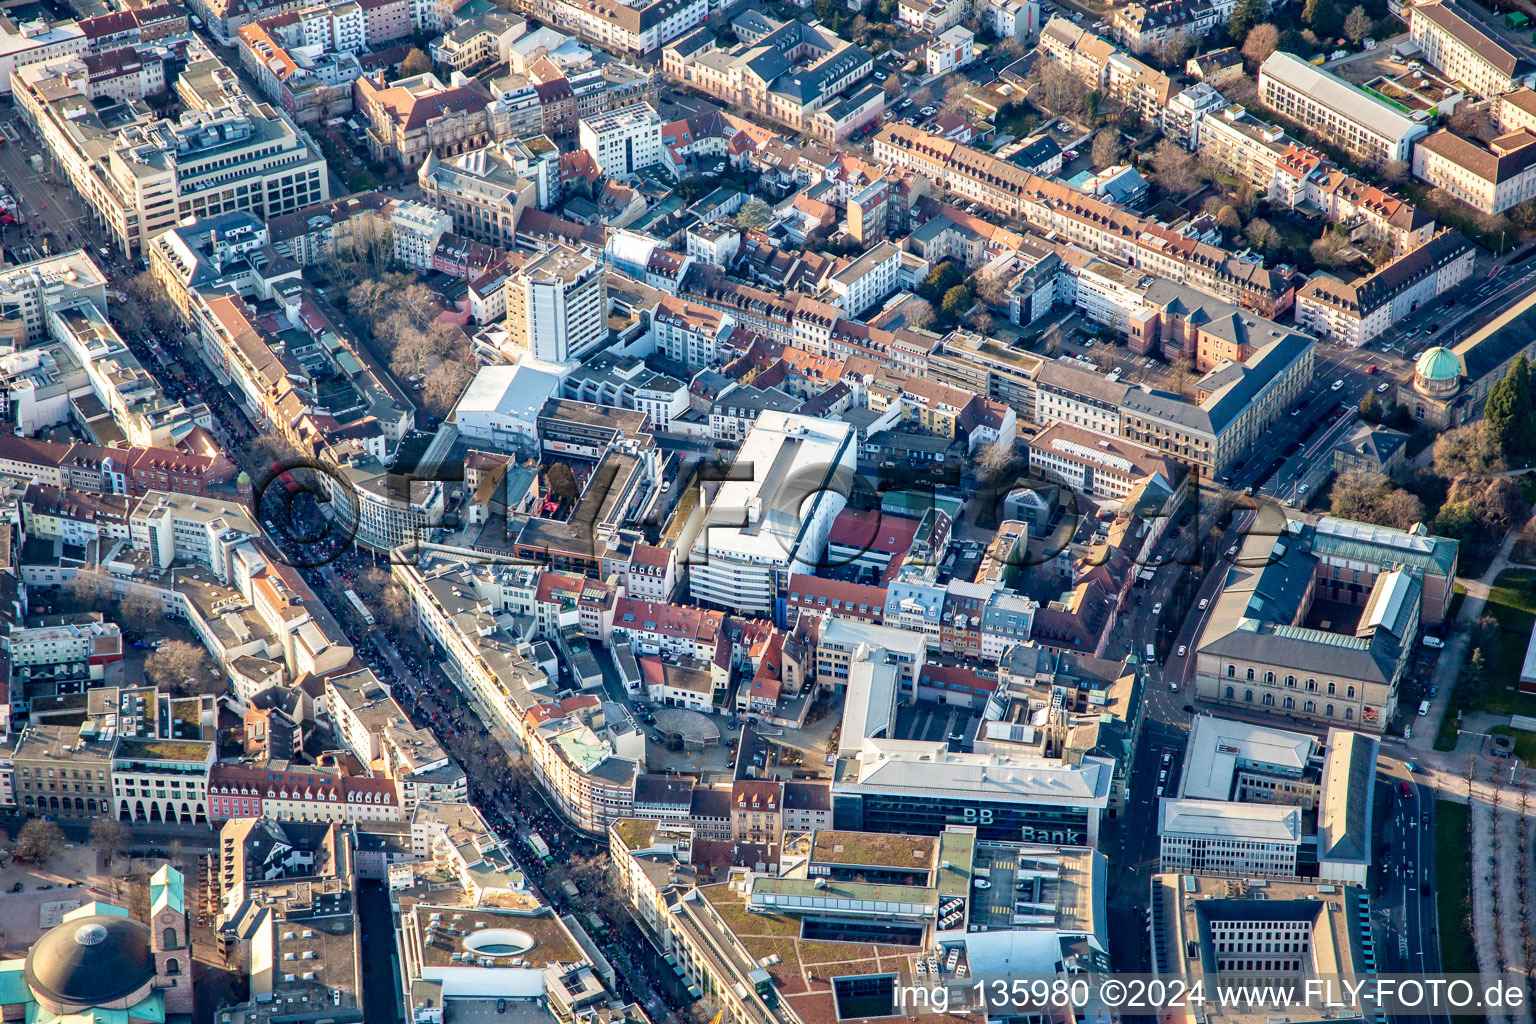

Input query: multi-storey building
[1108,0,1236,57]
[1157,798,1302,876]
[873,124,1296,317]
[578,101,662,178]
[525,0,706,56]
[11,721,115,818]
[1027,422,1178,499]
[688,412,857,615]
[1412,127,1536,215]
[1150,873,1375,1003]
[1258,51,1429,165]
[662,16,873,135]
[0,16,87,96]
[1410,0,1536,99]
[14,55,328,258]
[1118,326,1314,474]
[5,613,122,707]
[505,244,607,365]
[417,139,553,248]
[826,240,901,318]
[354,70,492,169]
[1296,230,1475,346]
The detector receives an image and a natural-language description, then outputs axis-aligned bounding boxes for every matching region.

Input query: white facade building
[827,240,901,318]
[1258,51,1428,164]
[507,245,607,365]
[1158,797,1303,877]
[578,101,663,177]
[926,26,974,77]
[390,199,453,270]
[688,412,857,615]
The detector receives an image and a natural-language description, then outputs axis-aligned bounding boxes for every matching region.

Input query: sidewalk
[1408,529,1520,752]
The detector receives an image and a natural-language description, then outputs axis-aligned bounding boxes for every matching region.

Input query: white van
[1417,700,1431,716]
[1145,643,1156,660]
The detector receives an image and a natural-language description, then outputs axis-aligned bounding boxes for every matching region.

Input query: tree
[348,277,395,322]
[1302,0,1339,36]
[91,818,130,871]
[1431,421,1504,479]
[1215,205,1242,231]
[145,640,219,696]
[118,591,161,638]
[1329,469,1426,529]
[401,47,432,77]
[1484,356,1533,461]
[939,76,975,115]
[1381,160,1409,185]
[1229,0,1265,44]
[546,463,579,503]
[1092,129,1127,169]
[941,284,974,320]
[975,438,1016,481]
[1433,500,1476,539]
[1358,391,1382,422]
[14,819,65,866]
[904,302,935,330]
[1344,5,1371,41]
[1242,23,1280,65]
[736,198,773,231]
[1245,217,1276,254]
[63,569,110,609]
[1148,139,1202,197]
[1310,230,1355,269]
[1036,61,1088,119]
[971,311,994,336]
[974,272,1011,309]
[1469,614,1501,655]
[918,261,966,304]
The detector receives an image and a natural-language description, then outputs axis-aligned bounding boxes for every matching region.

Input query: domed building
[0,866,192,1023]
[1413,347,1462,396]
[1407,346,1464,429]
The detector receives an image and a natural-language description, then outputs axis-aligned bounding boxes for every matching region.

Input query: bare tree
[1035,61,1088,119]
[145,640,219,696]
[1310,231,1355,268]
[1091,129,1127,169]
[1149,140,1203,197]
[63,569,111,608]
[1245,217,1277,253]
[1432,422,1505,479]
[91,818,130,872]
[1343,5,1371,41]
[118,591,161,638]
[1241,23,1280,65]
[14,820,65,866]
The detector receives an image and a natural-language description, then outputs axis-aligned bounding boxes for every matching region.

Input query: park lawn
[1433,800,1476,976]
[1455,569,1536,717]
[1488,726,1536,766]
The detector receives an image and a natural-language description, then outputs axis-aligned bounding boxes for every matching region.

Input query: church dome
[24,915,155,1010]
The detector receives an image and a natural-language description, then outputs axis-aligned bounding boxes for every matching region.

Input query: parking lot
[894,700,983,750]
